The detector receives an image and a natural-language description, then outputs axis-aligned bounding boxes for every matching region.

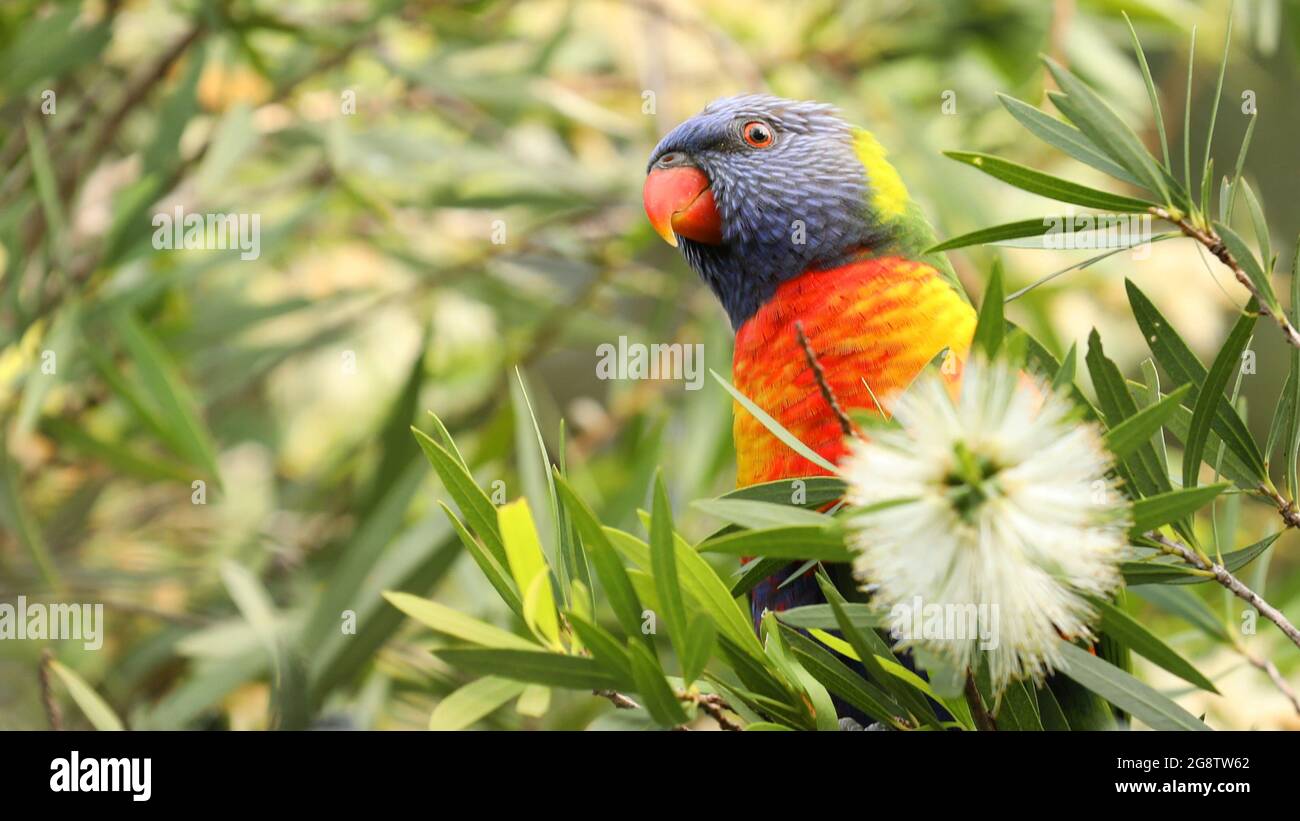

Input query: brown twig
[594,689,640,710]
[594,688,744,730]
[1241,649,1300,716]
[1259,484,1300,530]
[1152,207,1300,349]
[681,691,744,731]
[1149,531,1300,651]
[38,650,63,731]
[963,671,997,731]
[795,321,858,439]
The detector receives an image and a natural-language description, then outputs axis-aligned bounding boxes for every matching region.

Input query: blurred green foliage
[1,0,1298,730]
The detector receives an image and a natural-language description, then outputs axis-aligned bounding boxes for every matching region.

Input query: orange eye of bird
[742,121,774,148]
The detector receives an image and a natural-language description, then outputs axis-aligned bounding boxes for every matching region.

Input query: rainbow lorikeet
[642,95,1118,729]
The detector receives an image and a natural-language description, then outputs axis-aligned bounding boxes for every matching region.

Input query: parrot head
[644,94,912,328]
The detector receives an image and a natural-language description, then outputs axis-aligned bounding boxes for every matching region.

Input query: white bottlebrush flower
[840,356,1130,695]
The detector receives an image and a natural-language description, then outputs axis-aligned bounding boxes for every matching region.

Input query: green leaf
[1091,597,1218,693]
[1086,330,1175,511]
[1051,342,1077,392]
[926,218,1058,254]
[626,641,689,726]
[427,409,467,467]
[763,612,838,730]
[553,475,651,652]
[1124,532,1278,585]
[1041,56,1170,202]
[972,259,1005,358]
[776,603,885,631]
[48,660,124,731]
[434,648,619,690]
[693,498,830,530]
[498,498,561,647]
[997,93,1143,186]
[25,118,67,260]
[1182,25,1197,201]
[428,677,526,730]
[567,613,636,689]
[681,613,716,686]
[996,681,1044,731]
[650,470,695,683]
[712,634,801,706]
[439,502,524,621]
[1138,359,1172,478]
[1183,304,1258,489]
[1130,484,1228,533]
[730,556,791,598]
[0,8,109,96]
[382,591,538,650]
[516,684,552,718]
[1130,585,1231,644]
[944,151,1154,211]
[108,311,221,483]
[697,525,849,561]
[0,436,60,589]
[1240,178,1272,276]
[510,369,567,605]
[1132,385,1258,489]
[779,625,907,728]
[1055,641,1209,731]
[1214,222,1279,312]
[815,573,941,729]
[1123,13,1170,169]
[1034,684,1072,732]
[716,476,846,508]
[711,370,836,472]
[1104,384,1191,458]
[1200,14,1233,209]
[413,427,507,564]
[603,527,762,660]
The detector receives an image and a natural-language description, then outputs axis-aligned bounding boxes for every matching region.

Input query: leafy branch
[1147,531,1300,652]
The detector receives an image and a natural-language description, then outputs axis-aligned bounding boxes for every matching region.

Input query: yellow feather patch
[853,129,909,222]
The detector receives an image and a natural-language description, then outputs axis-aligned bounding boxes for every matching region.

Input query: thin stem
[1240,647,1300,716]
[594,689,640,710]
[1148,531,1300,651]
[1259,484,1300,529]
[594,688,744,731]
[681,691,744,731]
[38,650,63,731]
[963,672,997,731]
[1152,207,1300,349]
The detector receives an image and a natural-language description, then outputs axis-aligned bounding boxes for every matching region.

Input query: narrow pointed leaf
[998,93,1143,186]
[1090,597,1218,693]
[1055,641,1209,731]
[944,151,1154,211]
[1183,304,1258,489]
[428,677,526,730]
[627,641,689,726]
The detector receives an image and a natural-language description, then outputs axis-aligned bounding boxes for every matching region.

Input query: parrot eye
[741,121,774,148]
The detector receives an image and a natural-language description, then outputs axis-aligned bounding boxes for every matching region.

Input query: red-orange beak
[643,166,722,247]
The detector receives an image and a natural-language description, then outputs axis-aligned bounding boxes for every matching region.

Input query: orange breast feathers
[732,256,976,487]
